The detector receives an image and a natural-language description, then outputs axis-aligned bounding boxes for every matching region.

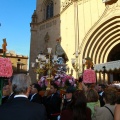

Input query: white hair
[12,74,31,94]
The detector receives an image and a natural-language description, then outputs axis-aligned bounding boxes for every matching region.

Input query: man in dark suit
[29,83,42,104]
[0,74,47,120]
[43,82,62,120]
[98,84,106,107]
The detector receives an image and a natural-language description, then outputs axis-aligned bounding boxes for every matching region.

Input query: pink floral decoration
[0,58,13,78]
[83,69,96,83]
[38,76,48,90]
[54,73,77,88]
[38,73,77,90]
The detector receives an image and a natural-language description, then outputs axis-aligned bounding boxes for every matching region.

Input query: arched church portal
[81,16,120,83]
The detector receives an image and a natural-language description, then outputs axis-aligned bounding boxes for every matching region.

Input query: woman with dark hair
[60,90,91,120]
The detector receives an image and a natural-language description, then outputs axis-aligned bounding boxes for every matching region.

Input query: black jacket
[30,93,42,104]
[43,92,62,119]
[0,97,47,120]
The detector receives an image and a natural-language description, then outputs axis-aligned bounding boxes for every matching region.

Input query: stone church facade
[29,0,120,83]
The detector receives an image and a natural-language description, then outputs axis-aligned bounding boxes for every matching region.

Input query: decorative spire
[32,10,37,23]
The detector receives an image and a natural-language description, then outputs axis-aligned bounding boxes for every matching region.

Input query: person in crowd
[77,76,89,92]
[61,86,76,111]
[94,87,117,120]
[43,82,62,120]
[86,88,100,119]
[98,84,106,107]
[2,84,11,104]
[60,90,91,120]
[0,74,47,120]
[115,91,120,104]
[2,76,15,104]
[114,91,120,120]
[78,76,83,90]
[7,76,15,102]
[114,104,120,120]
[29,83,42,104]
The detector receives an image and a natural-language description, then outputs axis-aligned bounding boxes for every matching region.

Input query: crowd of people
[0,74,120,120]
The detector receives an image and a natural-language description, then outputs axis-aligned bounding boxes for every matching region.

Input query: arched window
[46,1,54,19]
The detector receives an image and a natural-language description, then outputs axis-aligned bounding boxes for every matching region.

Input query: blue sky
[0,0,36,57]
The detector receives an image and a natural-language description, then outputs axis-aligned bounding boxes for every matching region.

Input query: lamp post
[46,48,52,90]
[102,66,106,83]
[71,51,80,79]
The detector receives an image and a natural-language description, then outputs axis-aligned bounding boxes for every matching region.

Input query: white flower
[74,84,77,87]
[69,79,72,83]
[41,78,44,81]
[58,79,61,82]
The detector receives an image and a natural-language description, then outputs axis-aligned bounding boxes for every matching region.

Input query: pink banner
[83,69,96,83]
